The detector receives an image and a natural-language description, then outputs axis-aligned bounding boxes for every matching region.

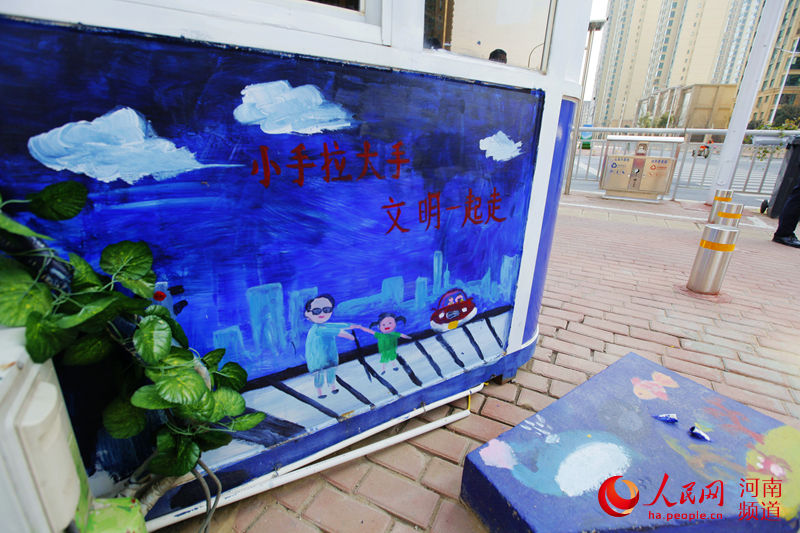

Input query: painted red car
[430,288,477,332]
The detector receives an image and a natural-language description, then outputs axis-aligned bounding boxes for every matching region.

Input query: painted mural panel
[0,17,544,511]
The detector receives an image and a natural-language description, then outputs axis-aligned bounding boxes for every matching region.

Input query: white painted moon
[555,442,631,497]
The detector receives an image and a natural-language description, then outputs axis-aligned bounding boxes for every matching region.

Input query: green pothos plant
[0,180,264,529]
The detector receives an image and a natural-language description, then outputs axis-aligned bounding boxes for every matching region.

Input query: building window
[786,74,800,86]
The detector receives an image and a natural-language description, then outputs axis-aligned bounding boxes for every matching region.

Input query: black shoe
[772,234,800,248]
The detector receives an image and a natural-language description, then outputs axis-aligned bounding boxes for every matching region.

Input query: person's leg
[314,370,325,397]
[327,367,339,393]
[774,177,800,245]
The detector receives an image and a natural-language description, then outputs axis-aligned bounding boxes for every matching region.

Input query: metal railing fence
[570,127,800,196]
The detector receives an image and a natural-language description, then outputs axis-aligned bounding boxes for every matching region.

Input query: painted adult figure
[303,294,359,398]
[772,173,800,248]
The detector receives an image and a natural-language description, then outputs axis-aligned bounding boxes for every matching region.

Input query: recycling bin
[600,135,684,201]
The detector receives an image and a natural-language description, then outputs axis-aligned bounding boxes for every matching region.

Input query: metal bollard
[708,189,733,222]
[687,224,739,294]
[710,202,743,227]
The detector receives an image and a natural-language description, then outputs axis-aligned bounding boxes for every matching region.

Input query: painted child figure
[304,294,359,398]
[359,313,411,374]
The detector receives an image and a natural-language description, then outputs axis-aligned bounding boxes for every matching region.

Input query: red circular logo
[598,476,639,517]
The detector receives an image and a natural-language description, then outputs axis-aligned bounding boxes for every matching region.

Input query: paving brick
[368,443,428,481]
[420,405,452,423]
[556,328,606,352]
[612,334,668,355]
[629,327,680,347]
[430,499,488,533]
[604,343,661,364]
[562,302,605,318]
[421,457,463,499]
[356,467,440,528]
[698,333,755,354]
[512,370,549,392]
[722,373,793,402]
[541,306,584,323]
[322,458,371,493]
[679,340,738,360]
[541,297,562,309]
[757,333,800,353]
[249,507,319,533]
[555,353,607,375]
[540,337,592,359]
[389,522,419,533]
[532,359,587,384]
[712,383,787,414]
[481,397,534,426]
[593,350,622,366]
[448,413,511,442]
[538,314,567,329]
[231,492,274,532]
[305,486,392,533]
[679,373,714,390]
[604,312,651,329]
[649,320,701,340]
[723,359,787,386]
[664,346,723,369]
[409,427,470,463]
[662,356,723,383]
[482,382,518,402]
[570,296,615,312]
[755,345,798,365]
[702,325,757,344]
[539,324,557,337]
[533,345,555,362]
[566,321,615,343]
[517,388,556,411]
[275,477,323,512]
[739,352,800,377]
[666,310,716,325]
[549,379,577,398]
[583,316,630,335]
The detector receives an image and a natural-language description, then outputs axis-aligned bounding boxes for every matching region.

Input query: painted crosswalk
[217,310,511,470]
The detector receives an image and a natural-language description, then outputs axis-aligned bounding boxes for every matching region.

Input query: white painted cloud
[555,442,631,497]
[28,107,210,184]
[233,80,353,135]
[480,130,522,161]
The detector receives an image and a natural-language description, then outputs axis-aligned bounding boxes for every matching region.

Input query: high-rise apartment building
[751,0,800,125]
[593,0,761,127]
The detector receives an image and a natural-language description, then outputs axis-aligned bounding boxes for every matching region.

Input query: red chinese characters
[250,140,409,188]
[385,187,507,234]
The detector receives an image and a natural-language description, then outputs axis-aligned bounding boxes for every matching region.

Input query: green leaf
[149,439,200,477]
[214,362,248,391]
[115,297,150,317]
[102,397,147,439]
[68,253,103,291]
[118,271,155,299]
[145,305,189,348]
[195,431,233,452]
[174,389,216,422]
[144,355,193,382]
[154,368,207,405]
[25,311,77,363]
[156,427,176,453]
[55,294,123,329]
[213,387,246,418]
[27,181,88,220]
[130,385,177,410]
[202,348,225,370]
[0,258,53,327]
[133,315,172,365]
[61,332,115,365]
[229,412,265,432]
[169,347,195,360]
[99,241,152,279]
[0,212,51,240]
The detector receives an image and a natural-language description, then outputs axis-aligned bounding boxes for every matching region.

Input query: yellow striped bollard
[687,224,739,295]
[707,189,733,223]
[710,202,743,227]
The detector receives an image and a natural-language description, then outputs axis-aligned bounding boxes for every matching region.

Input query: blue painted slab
[462,353,800,532]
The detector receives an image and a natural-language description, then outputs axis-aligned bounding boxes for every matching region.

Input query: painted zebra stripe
[436,334,465,368]
[266,378,341,420]
[461,324,485,361]
[484,317,504,349]
[396,354,423,386]
[335,376,374,407]
[415,341,444,378]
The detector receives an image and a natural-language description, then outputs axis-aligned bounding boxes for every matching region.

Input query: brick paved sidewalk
[166,192,800,533]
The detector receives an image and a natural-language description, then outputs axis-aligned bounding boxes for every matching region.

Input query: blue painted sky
[0,17,544,378]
